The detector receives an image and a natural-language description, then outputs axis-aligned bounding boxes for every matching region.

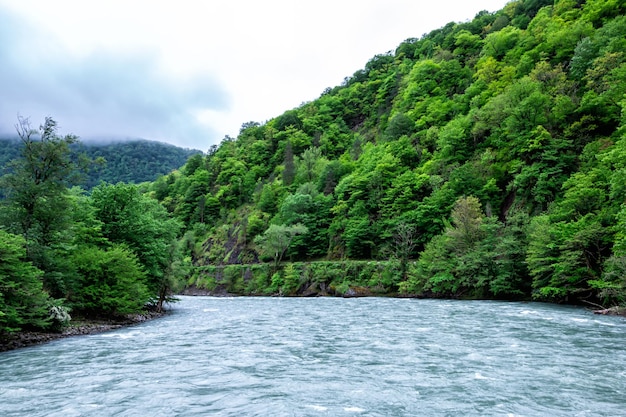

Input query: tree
[0,230,51,333]
[90,183,182,311]
[254,224,308,271]
[392,222,419,281]
[279,190,333,259]
[70,244,151,316]
[0,117,82,296]
[448,196,484,251]
[295,147,325,184]
[282,141,295,186]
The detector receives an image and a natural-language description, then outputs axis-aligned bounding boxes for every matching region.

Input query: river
[1,296,625,416]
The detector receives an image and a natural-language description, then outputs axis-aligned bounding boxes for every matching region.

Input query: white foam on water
[101,331,141,339]
[414,327,433,332]
[306,405,328,411]
[466,352,484,361]
[520,310,538,315]
[571,318,589,323]
[203,308,219,312]
[344,406,366,412]
[474,372,489,380]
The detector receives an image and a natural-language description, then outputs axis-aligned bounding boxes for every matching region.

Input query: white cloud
[0,0,510,150]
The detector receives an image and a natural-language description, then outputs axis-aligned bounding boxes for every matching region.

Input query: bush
[48,302,71,332]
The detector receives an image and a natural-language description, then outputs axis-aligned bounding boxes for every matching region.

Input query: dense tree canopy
[0,137,201,190]
[152,0,626,306]
[0,120,187,333]
[3,1,626,335]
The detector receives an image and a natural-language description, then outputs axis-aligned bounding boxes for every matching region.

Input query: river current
[1,296,625,416]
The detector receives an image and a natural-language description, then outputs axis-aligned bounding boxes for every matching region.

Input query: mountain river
[1,296,625,416]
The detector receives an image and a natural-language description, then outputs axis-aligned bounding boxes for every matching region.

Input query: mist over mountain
[0,137,201,188]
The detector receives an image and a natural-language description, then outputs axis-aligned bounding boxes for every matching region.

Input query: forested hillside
[0,137,201,188]
[2,0,626,337]
[0,118,189,335]
[75,140,202,188]
[152,0,626,305]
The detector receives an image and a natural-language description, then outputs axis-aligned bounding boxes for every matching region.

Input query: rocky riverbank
[0,311,165,353]
[592,306,626,316]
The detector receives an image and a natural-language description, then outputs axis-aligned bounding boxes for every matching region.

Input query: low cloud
[0,8,229,150]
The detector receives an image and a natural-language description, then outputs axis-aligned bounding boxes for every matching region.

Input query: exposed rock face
[342,286,373,298]
[300,282,329,297]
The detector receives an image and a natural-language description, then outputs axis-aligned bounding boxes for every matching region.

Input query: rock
[301,282,322,297]
[343,286,373,298]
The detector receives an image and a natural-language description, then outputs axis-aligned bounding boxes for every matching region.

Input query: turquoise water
[1,296,625,416]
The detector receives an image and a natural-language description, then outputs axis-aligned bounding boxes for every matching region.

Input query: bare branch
[15,115,36,143]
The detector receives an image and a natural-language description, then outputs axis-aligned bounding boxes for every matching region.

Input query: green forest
[2,0,626,335]
[0,137,201,189]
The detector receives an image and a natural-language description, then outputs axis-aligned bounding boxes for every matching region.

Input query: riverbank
[0,310,165,353]
[593,306,626,316]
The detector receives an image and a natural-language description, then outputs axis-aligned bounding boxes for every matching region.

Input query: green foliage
[0,138,200,190]
[0,117,82,297]
[268,272,283,294]
[90,182,183,309]
[402,197,530,299]
[70,245,151,316]
[281,263,301,295]
[0,118,189,330]
[78,140,200,188]
[134,3,626,307]
[0,230,51,332]
[47,300,71,332]
[254,223,308,269]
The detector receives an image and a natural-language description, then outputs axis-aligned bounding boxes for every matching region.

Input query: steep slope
[153,0,626,305]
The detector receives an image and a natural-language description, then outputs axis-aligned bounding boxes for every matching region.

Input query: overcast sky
[0,0,510,151]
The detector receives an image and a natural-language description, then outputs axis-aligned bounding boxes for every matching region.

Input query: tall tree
[0,230,51,333]
[254,223,308,271]
[90,183,182,311]
[282,141,295,186]
[0,117,82,296]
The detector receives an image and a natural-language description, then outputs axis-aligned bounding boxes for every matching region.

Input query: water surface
[1,297,625,416]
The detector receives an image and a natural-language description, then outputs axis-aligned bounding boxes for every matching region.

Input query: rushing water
[1,297,625,417]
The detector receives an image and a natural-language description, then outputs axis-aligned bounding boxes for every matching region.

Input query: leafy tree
[404,196,529,298]
[295,147,327,185]
[254,224,308,271]
[384,113,414,141]
[282,141,296,186]
[447,196,485,251]
[279,189,333,258]
[70,245,151,316]
[0,230,51,332]
[90,183,182,311]
[0,117,82,296]
[391,222,419,281]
